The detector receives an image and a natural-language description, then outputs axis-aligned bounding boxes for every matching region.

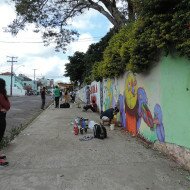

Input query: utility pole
[7,56,17,96]
[33,69,37,92]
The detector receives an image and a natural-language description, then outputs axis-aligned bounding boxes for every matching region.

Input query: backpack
[93,124,107,139]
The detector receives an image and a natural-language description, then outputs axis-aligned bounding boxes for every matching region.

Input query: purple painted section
[119,94,126,128]
[154,104,165,142]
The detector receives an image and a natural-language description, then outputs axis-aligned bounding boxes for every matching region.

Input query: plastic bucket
[110,124,115,130]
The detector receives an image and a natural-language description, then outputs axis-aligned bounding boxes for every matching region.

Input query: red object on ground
[73,122,79,135]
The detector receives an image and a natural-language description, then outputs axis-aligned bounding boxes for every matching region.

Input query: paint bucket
[110,124,115,130]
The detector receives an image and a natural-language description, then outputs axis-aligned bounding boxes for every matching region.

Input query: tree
[92,0,190,79]
[83,28,116,79]
[7,0,133,52]
[64,51,86,85]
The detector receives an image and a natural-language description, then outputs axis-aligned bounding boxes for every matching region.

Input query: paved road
[0,103,190,189]
[5,95,52,136]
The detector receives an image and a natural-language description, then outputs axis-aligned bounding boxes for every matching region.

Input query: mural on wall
[103,79,113,111]
[137,87,154,132]
[78,72,166,143]
[125,72,138,136]
[124,72,165,142]
[154,104,165,142]
[100,82,103,113]
[112,79,119,108]
[119,94,126,128]
[90,84,98,104]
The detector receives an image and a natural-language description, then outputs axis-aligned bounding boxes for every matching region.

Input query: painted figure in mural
[153,104,165,142]
[119,94,126,128]
[112,80,119,108]
[103,79,113,111]
[137,88,154,132]
[125,72,138,136]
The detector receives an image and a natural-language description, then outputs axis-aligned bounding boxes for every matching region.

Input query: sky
[0,0,112,83]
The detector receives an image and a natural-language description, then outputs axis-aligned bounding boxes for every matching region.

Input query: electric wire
[0,36,103,44]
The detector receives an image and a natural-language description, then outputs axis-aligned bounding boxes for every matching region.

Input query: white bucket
[110,124,115,130]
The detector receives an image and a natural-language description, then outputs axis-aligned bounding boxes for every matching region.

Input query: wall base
[153,142,190,171]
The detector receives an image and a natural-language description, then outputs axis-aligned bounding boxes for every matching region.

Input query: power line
[0,36,103,44]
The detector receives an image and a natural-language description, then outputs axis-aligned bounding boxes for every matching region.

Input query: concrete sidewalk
[0,103,190,190]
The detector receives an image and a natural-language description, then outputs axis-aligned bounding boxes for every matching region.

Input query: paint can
[110,124,115,130]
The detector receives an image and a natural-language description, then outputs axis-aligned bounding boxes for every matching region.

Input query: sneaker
[0,155,6,159]
[0,159,9,166]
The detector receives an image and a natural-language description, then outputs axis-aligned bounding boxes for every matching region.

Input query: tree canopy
[64,28,115,84]
[92,0,190,79]
[7,0,133,52]
[64,51,86,85]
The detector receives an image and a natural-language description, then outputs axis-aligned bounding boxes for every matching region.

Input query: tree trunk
[128,0,135,21]
[88,0,127,29]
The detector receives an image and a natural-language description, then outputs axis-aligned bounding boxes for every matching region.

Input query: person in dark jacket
[83,99,97,112]
[40,87,46,110]
[100,107,119,121]
[0,78,10,166]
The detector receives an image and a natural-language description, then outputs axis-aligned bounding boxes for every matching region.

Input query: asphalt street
[5,95,52,136]
[0,103,190,189]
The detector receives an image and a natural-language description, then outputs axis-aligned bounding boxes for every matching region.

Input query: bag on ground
[93,124,107,139]
[60,103,70,108]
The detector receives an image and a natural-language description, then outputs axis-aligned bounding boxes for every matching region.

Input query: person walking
[0,78,10,166]
[53,86,60,108]
[40,87,46,110]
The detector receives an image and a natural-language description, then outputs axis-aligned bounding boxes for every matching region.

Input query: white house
[0,72,26,96]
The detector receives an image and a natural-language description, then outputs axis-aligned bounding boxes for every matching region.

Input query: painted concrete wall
[160,55,190,148]
[78,55,190,149]
[78,82,102,112]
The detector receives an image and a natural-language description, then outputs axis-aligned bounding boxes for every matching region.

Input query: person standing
[59,90,63,101]
[53,86,60,108]
[40,87,46,110]
[0,78,10,166]
[64,89,69,103]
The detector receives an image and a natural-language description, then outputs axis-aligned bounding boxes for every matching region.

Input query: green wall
[161,55,190,148]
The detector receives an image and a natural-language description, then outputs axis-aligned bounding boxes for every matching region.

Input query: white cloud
[69,9,98,30]
[14,55,69,79]
[0,1,110,83]
[66,33,95,54]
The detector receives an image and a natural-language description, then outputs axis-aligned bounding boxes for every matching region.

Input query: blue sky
[0,1,112,83]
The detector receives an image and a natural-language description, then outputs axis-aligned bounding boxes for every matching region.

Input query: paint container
[110,124,115,130]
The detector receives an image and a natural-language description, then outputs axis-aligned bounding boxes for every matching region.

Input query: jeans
[41,98,45,109]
